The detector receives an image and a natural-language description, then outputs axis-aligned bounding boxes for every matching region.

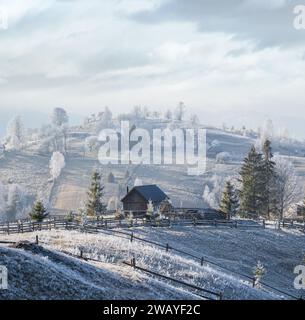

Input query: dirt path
[50,156,97,215]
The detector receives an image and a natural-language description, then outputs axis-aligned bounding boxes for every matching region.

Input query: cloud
[130,0,304,48]
[0,0,305,138]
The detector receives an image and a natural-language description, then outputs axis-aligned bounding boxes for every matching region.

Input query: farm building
[121,185,169,214]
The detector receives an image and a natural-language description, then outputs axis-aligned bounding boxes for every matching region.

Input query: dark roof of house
[121,185,169,203]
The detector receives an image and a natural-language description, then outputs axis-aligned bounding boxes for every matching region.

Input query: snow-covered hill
[1,224,303,300]
[1,117,305,217]
[0,242,197,300]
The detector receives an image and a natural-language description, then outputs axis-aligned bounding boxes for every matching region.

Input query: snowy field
[1,224,304,300]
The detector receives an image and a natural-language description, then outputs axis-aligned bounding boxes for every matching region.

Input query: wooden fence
[0,217,300,300]
[0,216,268,235]
[123,258,222,300]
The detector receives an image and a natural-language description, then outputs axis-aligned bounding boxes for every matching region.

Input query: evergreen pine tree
[238,146,265,218]
[261,139,277,219]
[86,170,106,217]
[29,201,48,222]
[219,181,239,219]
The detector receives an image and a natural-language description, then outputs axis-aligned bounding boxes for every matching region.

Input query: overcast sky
[0,0,305,137]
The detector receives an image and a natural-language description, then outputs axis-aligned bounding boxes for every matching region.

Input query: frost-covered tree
[146,199,154,220]
[0,182,7,221]
[51,108,69,127]
[95,107,113,133]
[114,207,124,220]
[258,119,274,149]
[29,201,48,222]
[133,106,142,118]
[174,102,186,121]
[49,151,65,180]
[86,170,106,217]
[6,184,24,221]
[5,116,25,150]
[274,156,299,220]
[50,108,69,153]
[164,109,172,120]
[152,110,160,119]
[216,152,231,164]
[0,182,30,222]
[107,196,118,211]
[297,198,305,217]
[84,136,99,154]
[202,175,227,209]
[219,181,239,219]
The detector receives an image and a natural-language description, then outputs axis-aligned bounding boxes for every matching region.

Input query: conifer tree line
[220,139,300,220]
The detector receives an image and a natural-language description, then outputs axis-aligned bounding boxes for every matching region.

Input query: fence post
[193,218,197,227]
[263,219,266,229]
[21,222,23,234]
[80,250,83,259]
[131,257,136,268]
[105,220,108,229]
[166,244,169,252]
[130,232,134,242]
[35,235,39,245]
[200,257,204,266]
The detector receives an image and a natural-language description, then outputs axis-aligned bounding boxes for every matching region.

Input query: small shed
[121,185,169,215]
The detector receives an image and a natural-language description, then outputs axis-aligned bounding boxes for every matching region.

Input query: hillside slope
[0,243,198,300]
[1,224,303,300]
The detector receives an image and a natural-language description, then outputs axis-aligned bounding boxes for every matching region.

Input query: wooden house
[121,185,169,215]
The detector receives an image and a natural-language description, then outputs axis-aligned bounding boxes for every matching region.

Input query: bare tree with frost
[274,156,300,220]
[49,151,66,180]
[5,116,25,151]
